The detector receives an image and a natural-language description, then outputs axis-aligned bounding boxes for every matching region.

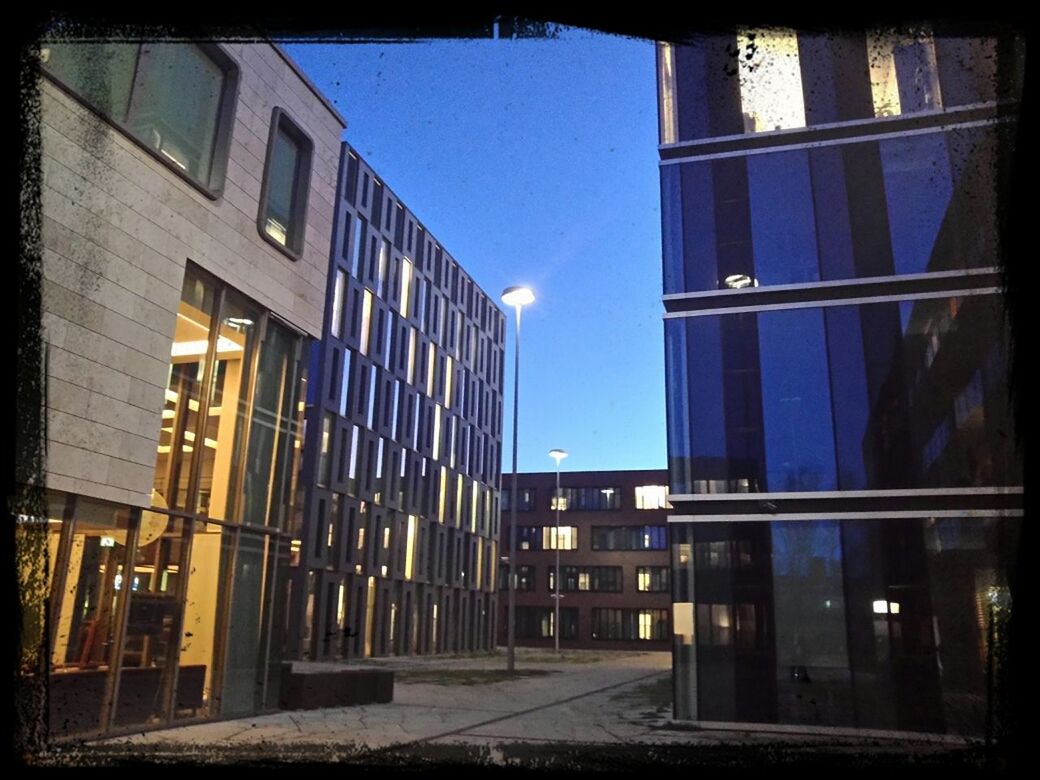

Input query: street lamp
[548,448,568,654]
[502,285,535,674]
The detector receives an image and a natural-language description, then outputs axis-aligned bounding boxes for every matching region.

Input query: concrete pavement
[37,648,990,769]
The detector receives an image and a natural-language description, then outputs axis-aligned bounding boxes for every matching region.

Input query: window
[542,526,578,551]
[258,108,313,257]
[499,564,535,591]
[516,607,578,639]
[591,609,669,641]
[591,525,667,551]
[502,488,536,512]
[636,567,670,593]
[551,487,620,511]
[635,485,672,510]
[516,526,577,551]
[41,42,237,195]
[548,566,622,593]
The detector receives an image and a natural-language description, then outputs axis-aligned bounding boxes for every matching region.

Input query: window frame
[257,106,314,261]
[40,41,239,199]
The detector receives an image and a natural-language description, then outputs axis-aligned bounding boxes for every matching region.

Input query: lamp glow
[723,274,755,289]
[501,286,535,308]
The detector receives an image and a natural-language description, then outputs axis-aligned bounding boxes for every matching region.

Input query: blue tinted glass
[880,134,953,276]
[679,162,718,290]
[823,307,869,489]
[747,151,821,285]
[758,309,837,491]
[661,165,684,294]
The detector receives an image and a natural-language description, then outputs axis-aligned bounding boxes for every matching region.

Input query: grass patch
[394,668,559,686]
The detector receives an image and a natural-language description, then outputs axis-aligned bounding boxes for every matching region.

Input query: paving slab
[37,648,989,769]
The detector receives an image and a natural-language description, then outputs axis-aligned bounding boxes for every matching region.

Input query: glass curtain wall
[45,262,307,738]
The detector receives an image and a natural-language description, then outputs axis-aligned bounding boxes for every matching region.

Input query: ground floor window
[34,490,291,738]
[590,608,669,641]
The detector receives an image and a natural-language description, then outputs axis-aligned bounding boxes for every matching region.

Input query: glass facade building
[657,27,1023,735]
[288,143,506,660]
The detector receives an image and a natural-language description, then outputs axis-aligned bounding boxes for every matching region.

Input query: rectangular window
[514,606,578,639]
[591,526,667,551]
[551,487,621,511]
[548,566,622,593]
[634,485,672,510]
[542,526,578,551]
[41,42,237,194]
[636,566,670,593]
[258,108,313,256]
[501,569,540,590]
[317,413,333,487]
[330,270,346,339]
[501,488,536,512]
[350,216,366,278]
[591,609,669,641]
[359,290,373,356]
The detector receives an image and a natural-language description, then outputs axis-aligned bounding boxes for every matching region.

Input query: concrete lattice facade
[289,143,506,661]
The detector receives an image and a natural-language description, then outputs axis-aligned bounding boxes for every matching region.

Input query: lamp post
[548,449,568,654]
[502,285,535,674]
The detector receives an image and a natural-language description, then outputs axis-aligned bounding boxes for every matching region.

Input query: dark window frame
[257,106,314,261]
[40,41,239,199]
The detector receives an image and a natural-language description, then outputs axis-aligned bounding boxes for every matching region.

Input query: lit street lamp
[548,448,568,654]
[502,285,535,674]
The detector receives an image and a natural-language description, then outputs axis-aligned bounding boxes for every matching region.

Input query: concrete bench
[278,664,393,710]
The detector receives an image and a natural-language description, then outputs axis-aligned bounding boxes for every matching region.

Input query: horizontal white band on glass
[657,100,1006,154]
[658,101,1016,165]
[662,268,1001,304]
[667,509,1023,522]
[662,287,1001,318]
[667,487,1023,502]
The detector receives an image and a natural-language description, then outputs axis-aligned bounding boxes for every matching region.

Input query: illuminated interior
[737,28,806,133]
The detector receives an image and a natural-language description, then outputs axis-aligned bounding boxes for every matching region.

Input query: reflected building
[24,41,345,739]
[288,144,506,660]
[657,27,1023,735]
[496,470,672,650]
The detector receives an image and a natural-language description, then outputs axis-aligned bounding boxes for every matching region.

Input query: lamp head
[548,449,568,464]
[501,286,535,309]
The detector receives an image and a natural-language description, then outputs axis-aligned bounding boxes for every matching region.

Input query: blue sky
[284,29,665,474]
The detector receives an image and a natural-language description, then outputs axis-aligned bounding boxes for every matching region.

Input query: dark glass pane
[127,44,224,184]
[264,125,300,247]
[667,125,1009,293]
[880,134,953,276]
[238,319,301,528]
[43,42,138,119]
[757,308,837,491]
[221,531,268,715]
[667,295,1019,492]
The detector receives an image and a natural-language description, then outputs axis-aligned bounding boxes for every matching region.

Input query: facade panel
[289,143,505,661]
[26,41,346,740]
[499,470,672,651]
[658,28,1023,736]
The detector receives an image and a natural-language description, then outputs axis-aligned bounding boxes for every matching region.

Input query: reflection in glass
[154,269,217,511]
[867,29,942,117]
[737,28,806,132]
[114,514,188,727]
[175,521,232,720]
[666,295,1018,493]
[236,319,302,528]
[48,500,131,736]
[198,292,260,519]
[222,532,269,715]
